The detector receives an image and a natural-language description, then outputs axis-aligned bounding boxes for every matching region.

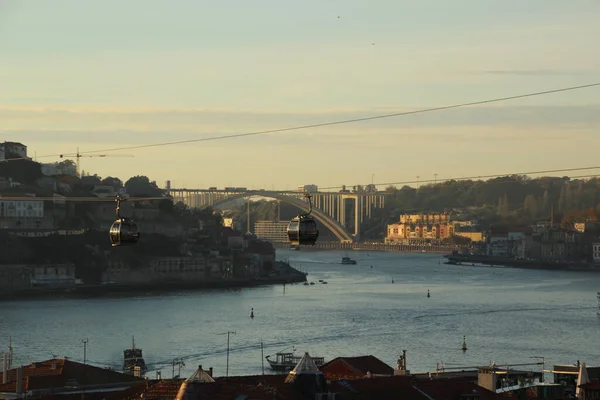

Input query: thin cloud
[481,69,567,76]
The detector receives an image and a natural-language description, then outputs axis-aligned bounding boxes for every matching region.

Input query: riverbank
[0,261,307,301]
[273,241,464,254]
[444,253,600,272]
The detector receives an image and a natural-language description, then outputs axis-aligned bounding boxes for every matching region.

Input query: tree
[124,175,163,196]
[101,176,123,188]
[0,159,43,184]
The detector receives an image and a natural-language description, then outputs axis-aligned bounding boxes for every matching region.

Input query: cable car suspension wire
[8,81,600,161]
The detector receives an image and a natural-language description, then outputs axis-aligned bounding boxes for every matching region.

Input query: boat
[123,336,148,376]
[290,244,301,251]
[341,256,357,265]
[266,351,326,371]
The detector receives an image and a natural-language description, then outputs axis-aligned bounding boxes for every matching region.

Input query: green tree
[0,159,43,184]
[125,175,163,196]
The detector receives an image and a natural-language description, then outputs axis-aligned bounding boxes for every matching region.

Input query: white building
[0,141,27,159]
[298,184,318,192]
[41,162,77,177]
[593,243,600,263]
[0,199,44,218]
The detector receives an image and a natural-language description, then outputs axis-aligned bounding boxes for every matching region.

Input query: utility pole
[416,176,420,190]
[171,358,185,379]
[531,356,545,383]
[220,331,236,377]
[261,340,265,375]
[434,173,438,184]
[82,339,88,365]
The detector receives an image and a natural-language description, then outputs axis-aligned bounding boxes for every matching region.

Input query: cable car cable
[4,81,599,161]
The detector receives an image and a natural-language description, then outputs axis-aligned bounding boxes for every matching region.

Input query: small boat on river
[341,256,357,265]
[266,350,325,371]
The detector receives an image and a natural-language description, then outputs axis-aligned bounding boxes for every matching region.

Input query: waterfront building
[592,243,600,263]
[254,220,289,243]
[385,213,453,243]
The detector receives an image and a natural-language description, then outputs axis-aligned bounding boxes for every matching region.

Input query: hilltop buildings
[385,213,485,244]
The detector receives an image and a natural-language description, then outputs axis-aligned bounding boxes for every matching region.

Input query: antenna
[261,340,265,375]
[218,331,236,377]
[171,358,185,379]
[82,339,88,365]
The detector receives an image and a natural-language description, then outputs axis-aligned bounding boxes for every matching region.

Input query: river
[1,250,599,378]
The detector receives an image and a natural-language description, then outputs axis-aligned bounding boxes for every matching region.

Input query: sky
[1,0,600,191]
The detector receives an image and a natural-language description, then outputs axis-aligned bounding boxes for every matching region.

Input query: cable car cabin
[287,216,319,246]
[109,218,140,247]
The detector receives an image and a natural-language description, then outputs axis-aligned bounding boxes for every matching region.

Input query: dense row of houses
[1,351,599,399]
[486,222,600,263]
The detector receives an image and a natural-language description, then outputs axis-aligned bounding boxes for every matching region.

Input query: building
[254,220,289,242]
[320,356,394,380]
[0,199,44,219]
[0,358,144,399]
[102,256,230,285]
[385,213,453,243]
[297,184,318,192]
[593,243,600,263]
[40,162,77,177]
[0,142,27,160]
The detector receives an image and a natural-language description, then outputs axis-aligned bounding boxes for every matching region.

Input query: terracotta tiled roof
[320,355,394,379]
[329,375,428,399]
[415,379,508,400]
[0,358,143,394]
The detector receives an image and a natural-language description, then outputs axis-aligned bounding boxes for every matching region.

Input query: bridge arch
[211,191,354,243]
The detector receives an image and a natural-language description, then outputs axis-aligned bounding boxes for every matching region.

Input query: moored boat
[265,351,325,371]
[123,336,148,376]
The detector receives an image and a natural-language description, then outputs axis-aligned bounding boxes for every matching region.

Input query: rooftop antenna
[82,339,88,365]
[8,337,13,370]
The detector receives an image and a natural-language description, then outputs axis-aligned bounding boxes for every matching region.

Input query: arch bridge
[167,189,387,242]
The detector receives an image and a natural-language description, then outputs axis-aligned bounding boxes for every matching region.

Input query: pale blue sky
[1,0,599,190]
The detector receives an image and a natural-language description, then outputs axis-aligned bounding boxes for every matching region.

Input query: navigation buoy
[427,290,430,298]
[462,336,467,351]
[250,308,254,319]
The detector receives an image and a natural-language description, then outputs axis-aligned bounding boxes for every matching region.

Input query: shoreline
[444,254,600,273]
[273,241,463,254]
[0,270,307,302]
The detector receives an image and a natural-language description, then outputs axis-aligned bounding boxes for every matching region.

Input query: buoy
[427,290,430,298]
[250,308,254,319]
[462,336,467,351]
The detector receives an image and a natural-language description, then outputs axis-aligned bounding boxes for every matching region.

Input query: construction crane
[59,148,134,177]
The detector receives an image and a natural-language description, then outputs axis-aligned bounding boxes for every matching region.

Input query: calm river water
[1,250,599,378]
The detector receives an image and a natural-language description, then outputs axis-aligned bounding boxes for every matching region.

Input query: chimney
[16,367,23,395]
[2,353,7,384]
[156,370,162,380]
[208,367,213,377]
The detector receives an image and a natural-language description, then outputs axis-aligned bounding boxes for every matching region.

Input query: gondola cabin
[110,218,140,247]
[287,216,319,246]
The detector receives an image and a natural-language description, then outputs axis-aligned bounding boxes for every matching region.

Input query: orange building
[385,213,453,243]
